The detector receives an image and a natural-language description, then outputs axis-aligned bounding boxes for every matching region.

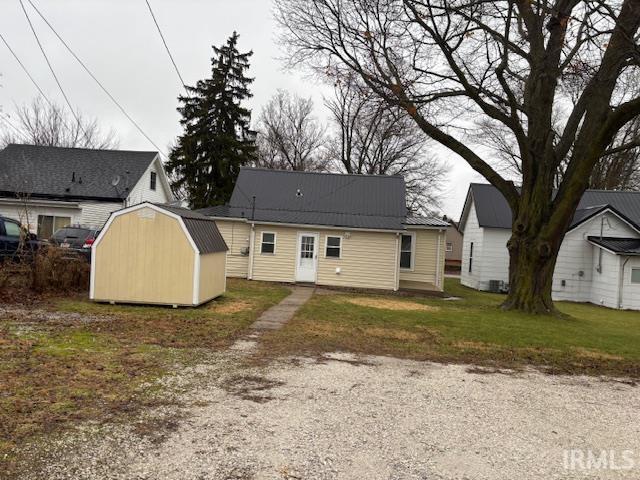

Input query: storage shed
[90,203,228,306]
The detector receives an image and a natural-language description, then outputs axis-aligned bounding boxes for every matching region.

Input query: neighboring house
[459,183,640,310]
[199,167,449,292]
[444,218,463,273]
[0,144,173,238]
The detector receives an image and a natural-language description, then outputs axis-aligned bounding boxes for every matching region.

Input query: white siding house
[459,183,640,310]
[0,144,173,238]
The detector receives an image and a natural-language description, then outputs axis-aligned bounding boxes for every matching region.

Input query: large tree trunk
[502,232,562,315]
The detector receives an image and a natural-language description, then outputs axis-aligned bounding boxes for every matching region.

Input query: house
[90,202,227,307]
[459,183,640,310]
[444,218,463,273]
[198,167,449,292]
[0,144,173,238]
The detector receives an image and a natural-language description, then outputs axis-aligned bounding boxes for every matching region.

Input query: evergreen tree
[167,32,256,208]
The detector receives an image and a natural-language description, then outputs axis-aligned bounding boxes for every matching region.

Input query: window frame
[469,242,474,273]
[399,232,415,271]
[260,231,276,255]
[446,242,453,253]
[324,235,342,259]
[37,215,72,239]
[631,268,640,284]
[150,171,157,191]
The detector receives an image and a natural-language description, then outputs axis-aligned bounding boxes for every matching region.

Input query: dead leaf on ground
[208,300,253,314]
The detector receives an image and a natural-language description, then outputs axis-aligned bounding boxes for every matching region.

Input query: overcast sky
[0,0,483,219]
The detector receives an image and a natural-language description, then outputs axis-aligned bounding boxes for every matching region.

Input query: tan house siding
[252,225,297,283]
[198,252,227,303]
[399,228,445,290]
[93,208,195,305]
[215,220,250,278]
[316,231,397,290]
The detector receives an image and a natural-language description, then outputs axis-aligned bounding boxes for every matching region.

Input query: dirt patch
[344,297,440,312]
[209,300,253,314]
[364,327,423,341]
[221,374,285,403]
[574,348,625,361]
[454,341,496,351]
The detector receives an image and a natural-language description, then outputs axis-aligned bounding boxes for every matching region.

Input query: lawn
[259,278,640,378]
[0,279,289,471]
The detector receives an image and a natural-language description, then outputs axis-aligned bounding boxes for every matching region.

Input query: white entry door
[296,233,318,283]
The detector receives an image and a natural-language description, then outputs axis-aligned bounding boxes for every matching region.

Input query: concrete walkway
[251,286,314,330]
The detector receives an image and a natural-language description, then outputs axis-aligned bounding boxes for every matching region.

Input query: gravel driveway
[21,349,639,480]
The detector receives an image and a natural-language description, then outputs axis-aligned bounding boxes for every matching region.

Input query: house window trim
[37,215,72,240]
[399,232,416,271]
[324,235,342,259]
[150,171,157,191]
[631,267,640,284]
[469,242,474,273]
[446,242,453,253]
[260,231,276,255]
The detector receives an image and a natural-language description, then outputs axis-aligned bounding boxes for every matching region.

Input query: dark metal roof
[153,204,228,254]
[198,167,408,230]
[464,183,640,231]
[404,216,450,227]
[0,144,157,201]
[588,236,640,255]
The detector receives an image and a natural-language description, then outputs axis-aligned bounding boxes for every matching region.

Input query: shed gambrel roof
[460,183,640,232]
[198,167,412,230]
[0,144,158,201]
[153,204,227,254]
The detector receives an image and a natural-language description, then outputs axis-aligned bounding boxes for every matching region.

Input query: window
[37,215,71,240]
[325,236,342,258]
[261,232,276,254]
[469,242,474,273]
[4,221,21,238]
[446,242,453,252]
[150,171,157,191]
[400,234,414,269]
[632,268,640,284]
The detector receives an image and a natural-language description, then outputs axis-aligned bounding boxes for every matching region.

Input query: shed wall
[198,252,227,303]
[93,208,194,305]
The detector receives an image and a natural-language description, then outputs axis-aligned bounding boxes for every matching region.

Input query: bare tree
[0,97,118,149]
[255,90,328,171]
[326,75,447,213]
[275,0,640,314]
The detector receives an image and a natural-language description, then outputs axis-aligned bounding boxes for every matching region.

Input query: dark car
[48,226,100,262]
[0,216,41,262]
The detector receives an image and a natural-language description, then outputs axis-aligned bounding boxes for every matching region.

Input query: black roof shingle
[198,167,412,230]
[0,144,158,201]
[463,183,640,231]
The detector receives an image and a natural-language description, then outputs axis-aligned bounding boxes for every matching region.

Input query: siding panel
[215,220,250,278]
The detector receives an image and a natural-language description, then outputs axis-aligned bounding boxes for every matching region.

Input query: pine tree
[167,32,256,208]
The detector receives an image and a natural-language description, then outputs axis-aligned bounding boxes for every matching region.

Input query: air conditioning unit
[488,280,504,293]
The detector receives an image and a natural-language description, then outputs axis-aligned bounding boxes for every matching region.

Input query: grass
[258,278,640,378]
[0,279,289,471]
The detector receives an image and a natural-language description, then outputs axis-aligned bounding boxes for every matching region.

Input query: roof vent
[296,188,303,197]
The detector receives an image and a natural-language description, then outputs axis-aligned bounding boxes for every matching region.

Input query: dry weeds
[344,297,440,312]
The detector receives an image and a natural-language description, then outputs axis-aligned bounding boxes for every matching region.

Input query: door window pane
[37,216,53,239]
[54,217,71,233]
[300,236,314,260]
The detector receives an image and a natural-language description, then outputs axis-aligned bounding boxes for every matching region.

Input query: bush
[30,247,90,293]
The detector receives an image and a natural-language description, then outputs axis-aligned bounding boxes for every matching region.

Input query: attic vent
[296,189,303,197]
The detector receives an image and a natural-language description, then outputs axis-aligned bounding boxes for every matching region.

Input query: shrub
[30,247,90,293]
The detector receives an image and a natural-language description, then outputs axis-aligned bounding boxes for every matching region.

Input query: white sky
[0,0,481,220]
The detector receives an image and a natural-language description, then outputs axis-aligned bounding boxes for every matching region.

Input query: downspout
[248,223,255,280]
[393,232,400,291]
[435,229,443,290]
[618,256,630,309]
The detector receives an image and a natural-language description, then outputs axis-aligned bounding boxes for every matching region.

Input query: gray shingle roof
[464,183,640,231]
[588,237,640,255]
[0,144,157,201]
[198,167,409,230]
[404,216,450,227]
[153,204,228,254]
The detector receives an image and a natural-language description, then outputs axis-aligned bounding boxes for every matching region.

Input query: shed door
[295,233,318,283]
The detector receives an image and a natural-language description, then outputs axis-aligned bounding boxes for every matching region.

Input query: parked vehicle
[0,216,41,262]
[48,226,100,262]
